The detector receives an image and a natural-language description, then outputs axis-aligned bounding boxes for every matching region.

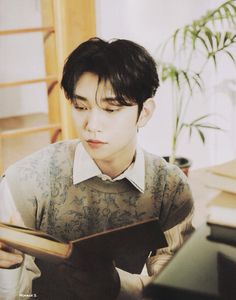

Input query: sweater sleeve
[159,164,195,231]
[0,177,41,299]
[115,210,194,299]
[146,208,194,275]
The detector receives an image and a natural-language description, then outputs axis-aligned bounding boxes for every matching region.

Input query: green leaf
[192,73,204,91]
[204,27,214,50]
[188,126,193,140]
[196,128,205,144]
[209,52,217,69]
[224,50,236,65]
[183,25,190,47]
[190,114,213,125]
[195,124,221,130]
[195,35,210,53]
[189,28,201,50]
[215,32,221,49]
[175,71,180,89]
[173,28,180,51]
[223,32,231,46]
[192,33,197,49]
[223,3,235,25]
[182,71,192,94]
[227,1,236,19]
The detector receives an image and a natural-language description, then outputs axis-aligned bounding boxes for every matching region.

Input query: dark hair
[61,37,159,114]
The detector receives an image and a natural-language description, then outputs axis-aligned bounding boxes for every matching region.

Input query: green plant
[156,0,236,164]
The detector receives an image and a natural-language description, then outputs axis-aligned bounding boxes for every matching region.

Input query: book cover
[207,223,236,246]
[207,192,236,245]
[0,218,167,264]
[217,252,236,299]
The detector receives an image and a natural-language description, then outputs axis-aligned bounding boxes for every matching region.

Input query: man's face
[72,72,139,163]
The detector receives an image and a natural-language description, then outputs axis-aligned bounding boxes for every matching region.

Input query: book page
[208,192,236,208]
[208,159,236,179]
[207,192,236,228]
[205,172,236,194]
[207,206,236,227]
[0,222,63,242]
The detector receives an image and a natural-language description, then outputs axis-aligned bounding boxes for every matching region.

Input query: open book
[0,218,167,264]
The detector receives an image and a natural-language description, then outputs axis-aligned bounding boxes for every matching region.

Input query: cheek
[72,109,78,124]
[72,111,85,133]
[110,114,137,135]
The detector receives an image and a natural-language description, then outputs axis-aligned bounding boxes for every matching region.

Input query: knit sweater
[5,140,193,298]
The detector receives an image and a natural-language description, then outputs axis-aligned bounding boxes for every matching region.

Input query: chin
[85,147,109,160]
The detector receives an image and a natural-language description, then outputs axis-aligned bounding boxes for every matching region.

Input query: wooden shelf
[0,123,61,139]
[0,26,54,35]
[0,0,96,174]
[0,76,58,88]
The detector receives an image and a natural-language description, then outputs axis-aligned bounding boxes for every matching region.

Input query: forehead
[74,72,115,100]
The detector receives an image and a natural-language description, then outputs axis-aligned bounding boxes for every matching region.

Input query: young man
[0,37,194,300]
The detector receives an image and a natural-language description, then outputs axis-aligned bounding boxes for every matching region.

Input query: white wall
[96,0,236,168]
[0,0,48,118]
[1,0,235,168]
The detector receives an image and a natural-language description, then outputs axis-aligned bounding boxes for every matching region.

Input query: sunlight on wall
[96,0,236,168]
[1,0,235,168]
[0,0,48,118]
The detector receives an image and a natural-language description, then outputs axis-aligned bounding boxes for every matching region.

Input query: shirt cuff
[0,264,23,296]
[116,268,151,300]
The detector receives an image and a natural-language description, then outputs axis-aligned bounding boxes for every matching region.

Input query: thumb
[9,211,24,226]
[8,211,25,256]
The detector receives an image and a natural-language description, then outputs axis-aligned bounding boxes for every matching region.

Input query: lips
[86,139,107,148]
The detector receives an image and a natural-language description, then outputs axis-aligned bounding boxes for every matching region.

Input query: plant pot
[163,156,192,177]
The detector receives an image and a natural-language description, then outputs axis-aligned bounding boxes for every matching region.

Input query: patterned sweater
[5,140,193,299]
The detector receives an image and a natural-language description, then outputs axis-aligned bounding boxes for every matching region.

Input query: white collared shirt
[73,143,145,193]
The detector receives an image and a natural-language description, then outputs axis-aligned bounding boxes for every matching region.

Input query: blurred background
[0,0,235,173]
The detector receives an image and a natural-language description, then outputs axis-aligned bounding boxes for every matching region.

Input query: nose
[85,108,101,132]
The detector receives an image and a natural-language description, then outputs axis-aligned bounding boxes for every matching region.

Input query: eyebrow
[73,94,121,105]
[102,97,121,105]
[73,94,87,101]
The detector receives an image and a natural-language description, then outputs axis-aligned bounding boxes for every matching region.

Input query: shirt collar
[73,143,145,193]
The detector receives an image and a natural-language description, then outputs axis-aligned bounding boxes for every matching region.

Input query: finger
[9,211,24,226]
[0,241,23,256]
[0,249,23,268]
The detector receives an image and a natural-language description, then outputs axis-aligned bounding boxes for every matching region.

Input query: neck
[95,144,136,179]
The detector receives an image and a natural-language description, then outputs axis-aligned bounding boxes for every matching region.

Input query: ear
[137,98,156,128]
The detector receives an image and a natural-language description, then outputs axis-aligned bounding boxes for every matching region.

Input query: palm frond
[166,1,236,56]
[159,63,204,93]
[155,1,236,161]
[182,114,222,144]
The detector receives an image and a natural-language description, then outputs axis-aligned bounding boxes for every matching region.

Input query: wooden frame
[0,0,96,174]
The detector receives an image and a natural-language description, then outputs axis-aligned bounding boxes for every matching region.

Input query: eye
[74,105,88,111]
[105,108,117,113]
[104,106,121,113]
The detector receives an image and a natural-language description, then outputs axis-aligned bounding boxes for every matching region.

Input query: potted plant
[155,0,236,175]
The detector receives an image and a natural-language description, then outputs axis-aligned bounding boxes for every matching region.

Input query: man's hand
[59,255,120,300]
[0,211,24,269]
[0,242,23,269]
